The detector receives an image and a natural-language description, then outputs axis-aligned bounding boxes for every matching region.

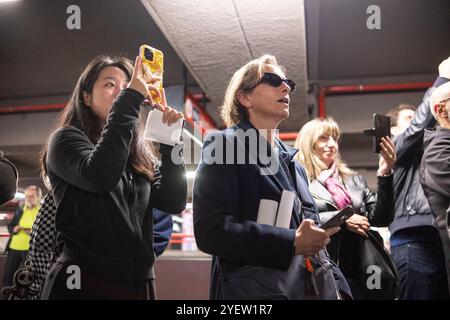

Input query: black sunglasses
[258,72,296,92]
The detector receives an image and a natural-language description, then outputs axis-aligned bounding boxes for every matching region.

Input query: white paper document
[256,199,279,226]
[275,190,296,228]
[256,190,296,229]
[144,109,184,146]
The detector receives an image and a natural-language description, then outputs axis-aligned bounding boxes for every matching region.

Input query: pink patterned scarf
[318,163,352,209]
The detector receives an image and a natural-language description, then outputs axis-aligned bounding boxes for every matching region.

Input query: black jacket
[153,209,173,257]
[420,126,450,231]
[46,88,186,284]
[389,77,449,235]
[193,119,351,300]
[4,207,25,253]
[310,173,394,277]
[420,125,450,294]
[7,207,24,236]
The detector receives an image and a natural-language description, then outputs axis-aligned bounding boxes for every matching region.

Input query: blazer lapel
[236,120,286,193]
[235,120,302,227]
[282,143,303,227]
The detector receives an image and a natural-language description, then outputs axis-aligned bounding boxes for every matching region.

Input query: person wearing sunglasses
[420,80,450,296]
[258,72,296,93]
[193,54,351,300]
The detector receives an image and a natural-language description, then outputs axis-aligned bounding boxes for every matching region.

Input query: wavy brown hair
[40,55,156,182]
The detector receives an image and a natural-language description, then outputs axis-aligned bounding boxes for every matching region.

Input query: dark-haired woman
[40,55,186,299]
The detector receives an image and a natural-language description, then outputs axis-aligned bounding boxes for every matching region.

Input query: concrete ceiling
[306,0,450,82]
[141,0,309,131]
[0,0,198,105]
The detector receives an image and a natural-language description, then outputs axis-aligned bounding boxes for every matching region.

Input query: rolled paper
[256,199,278,226]
[275,190,296,229]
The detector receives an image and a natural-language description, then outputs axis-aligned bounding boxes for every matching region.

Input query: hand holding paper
[144,108,184,146]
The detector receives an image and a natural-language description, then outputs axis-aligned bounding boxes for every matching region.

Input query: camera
[144,47,154,61]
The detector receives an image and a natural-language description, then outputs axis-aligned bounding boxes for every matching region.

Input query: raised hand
[127,56,161,103]
[153,88,184,126]
[378,136,396,176]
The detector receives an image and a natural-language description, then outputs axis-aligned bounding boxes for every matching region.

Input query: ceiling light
[186,171,196,179]
[15,192,25,199]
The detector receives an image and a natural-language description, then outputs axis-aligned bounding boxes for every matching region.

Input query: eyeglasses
[255,73,296,92]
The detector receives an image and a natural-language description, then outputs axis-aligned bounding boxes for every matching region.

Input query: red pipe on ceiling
[0,103,65,114]
[0,82,434,142]
[280,81,434,141]
[278,132,299,141]
[318,81,433,118]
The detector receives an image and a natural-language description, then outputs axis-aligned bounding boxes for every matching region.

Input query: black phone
[320,206,355,229]
[373,114,391,153]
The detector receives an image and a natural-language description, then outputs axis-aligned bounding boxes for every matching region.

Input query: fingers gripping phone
[139,44,164,104]
[320,206,355,229]
[373,114,391,153]
[364,114,391,153]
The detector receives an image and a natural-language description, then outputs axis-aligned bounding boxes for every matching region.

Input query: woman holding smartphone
[194,55,351,300]
[40,55,186,299]
[294,117,396,299]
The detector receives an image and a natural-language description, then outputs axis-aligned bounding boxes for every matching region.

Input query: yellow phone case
[139,44,164,104]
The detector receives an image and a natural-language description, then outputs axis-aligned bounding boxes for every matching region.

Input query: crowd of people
[0,53,449,300]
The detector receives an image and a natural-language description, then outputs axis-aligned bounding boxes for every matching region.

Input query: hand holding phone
[363,114,391,153]
[378,136,396,176]
[320,206,355,229]
[127,56,160,102]
[139,44,164,104]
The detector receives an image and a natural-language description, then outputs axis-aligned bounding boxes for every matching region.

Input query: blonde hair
[294,117,354,181]
[220,54,285,128]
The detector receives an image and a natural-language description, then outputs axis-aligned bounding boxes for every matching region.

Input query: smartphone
[373,114,391,153]
[320,206,355,229]
[139,44,164,104]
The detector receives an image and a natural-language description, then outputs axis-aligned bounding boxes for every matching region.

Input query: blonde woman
[193,55,352,300]
[295,117,396,299]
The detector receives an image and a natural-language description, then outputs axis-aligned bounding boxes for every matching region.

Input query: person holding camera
[39,55,186,299]
[294,117,396,299]
[193,55,351,300]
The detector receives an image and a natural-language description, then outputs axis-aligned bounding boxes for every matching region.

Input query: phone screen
[373,114,391,153]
